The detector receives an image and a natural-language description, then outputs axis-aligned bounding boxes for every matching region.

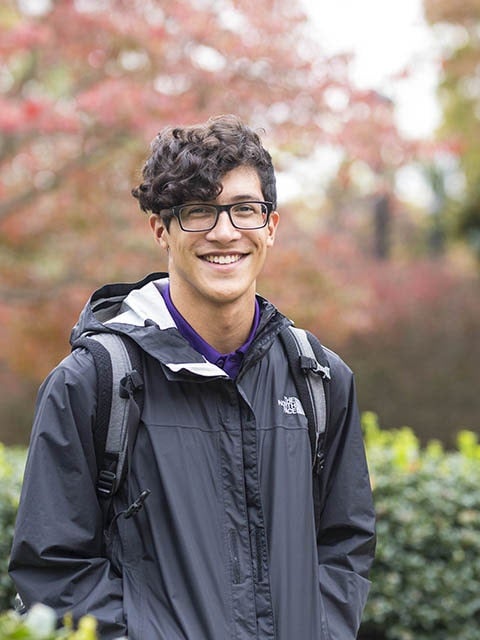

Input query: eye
[182,205,215,218]
[232,202,258,216]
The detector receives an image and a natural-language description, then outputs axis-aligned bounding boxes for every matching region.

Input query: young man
[9,115,375,639]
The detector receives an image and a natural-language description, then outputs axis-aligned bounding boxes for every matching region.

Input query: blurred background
[1,0,479,447]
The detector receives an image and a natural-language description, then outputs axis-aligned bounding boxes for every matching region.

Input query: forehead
[216,166,263,202]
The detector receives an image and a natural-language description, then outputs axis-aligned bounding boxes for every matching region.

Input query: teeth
[204,254,241,264]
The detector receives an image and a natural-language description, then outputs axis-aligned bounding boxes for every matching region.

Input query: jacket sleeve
[8,349,127,640]
[316,352,376,640]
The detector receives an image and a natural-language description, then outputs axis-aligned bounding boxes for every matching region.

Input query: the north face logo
[278,396,305,416]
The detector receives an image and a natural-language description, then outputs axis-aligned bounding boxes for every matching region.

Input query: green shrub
[0,603,100,639]
[0,444,25,612]
[360,412,480,640]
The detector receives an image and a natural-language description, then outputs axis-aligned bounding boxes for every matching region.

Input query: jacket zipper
[255,527,264,583]
[229,530,241,585]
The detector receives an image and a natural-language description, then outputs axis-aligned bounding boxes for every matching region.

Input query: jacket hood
[70,272,171,342]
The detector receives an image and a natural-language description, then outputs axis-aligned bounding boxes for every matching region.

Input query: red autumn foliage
[2,0,475,444]
[0,0,412,381]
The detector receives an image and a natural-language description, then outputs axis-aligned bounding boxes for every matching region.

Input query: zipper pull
[124,489,151,519]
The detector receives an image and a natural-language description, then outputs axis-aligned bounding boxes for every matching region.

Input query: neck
[169,288,256,354]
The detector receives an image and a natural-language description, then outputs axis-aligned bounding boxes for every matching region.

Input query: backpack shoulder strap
[72,332,144,499]
[280,325,331,469]
[280,325,331,533]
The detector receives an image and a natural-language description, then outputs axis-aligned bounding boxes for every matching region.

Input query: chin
[207,286,250,305]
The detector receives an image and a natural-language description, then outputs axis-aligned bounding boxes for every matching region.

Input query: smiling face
[150,165,279,320]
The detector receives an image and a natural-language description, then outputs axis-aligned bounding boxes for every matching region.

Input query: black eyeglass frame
[167,201,274,232]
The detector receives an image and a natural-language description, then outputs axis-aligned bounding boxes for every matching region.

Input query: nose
[205,210,241,242]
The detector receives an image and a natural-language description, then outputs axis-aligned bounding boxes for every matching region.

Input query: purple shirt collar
[156,281,260,379]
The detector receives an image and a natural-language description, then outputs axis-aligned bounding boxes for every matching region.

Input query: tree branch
[0,133,129,222]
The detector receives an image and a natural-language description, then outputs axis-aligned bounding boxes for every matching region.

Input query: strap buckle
[299,355,331,380]
[97,469,117,497]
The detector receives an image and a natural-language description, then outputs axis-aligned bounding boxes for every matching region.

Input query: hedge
[360,412,480,640]
[0,444,24,614]
[1,415,480,639]
[0,604,101,639]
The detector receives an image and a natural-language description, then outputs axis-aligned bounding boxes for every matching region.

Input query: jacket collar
[71,272,290,381]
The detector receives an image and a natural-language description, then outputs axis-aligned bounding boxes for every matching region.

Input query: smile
[203,254,243,265]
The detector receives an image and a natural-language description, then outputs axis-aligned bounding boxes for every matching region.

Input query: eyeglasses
[168,201,274,232]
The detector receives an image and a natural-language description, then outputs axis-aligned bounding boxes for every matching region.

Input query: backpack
[72,325,331,531]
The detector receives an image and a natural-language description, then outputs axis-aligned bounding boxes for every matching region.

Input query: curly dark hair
[131,115,277,224]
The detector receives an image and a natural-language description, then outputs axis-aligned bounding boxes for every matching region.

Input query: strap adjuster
[299,355,331,380]
[97,469,117,497]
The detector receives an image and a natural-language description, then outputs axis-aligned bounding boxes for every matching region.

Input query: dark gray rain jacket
[9,273,375,640]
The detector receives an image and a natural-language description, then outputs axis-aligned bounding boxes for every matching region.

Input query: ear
[266,211,279,247]
[149,214,169,250]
